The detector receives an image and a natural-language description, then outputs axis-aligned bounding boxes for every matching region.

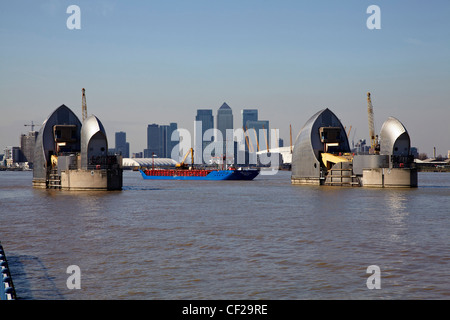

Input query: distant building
[246,120,270,152]
[354,139,369,154]
[159,125,169,158]
[115,131,130,158]
[168,122,179,160]
[217,103,233,139]
[159,122,179,159]
[242,109,258,130]
[20,131,38,164]
[195,109,214,163]
[132,152,143,158]
[144,123,179,159]
[242,109,258,153]
[144,124,160,158]
[241,109,271,153]
[3,146,21,167]
[216,102,233,157]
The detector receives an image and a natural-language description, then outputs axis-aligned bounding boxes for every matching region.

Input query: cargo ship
[139,148,259,181]
[139,167,259,181]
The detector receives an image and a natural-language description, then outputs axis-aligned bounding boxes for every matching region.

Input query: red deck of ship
[143,169,212,177]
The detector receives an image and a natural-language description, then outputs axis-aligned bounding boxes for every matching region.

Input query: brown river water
[0,170,449,299]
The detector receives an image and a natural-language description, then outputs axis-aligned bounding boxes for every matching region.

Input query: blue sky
[1,0,449,156]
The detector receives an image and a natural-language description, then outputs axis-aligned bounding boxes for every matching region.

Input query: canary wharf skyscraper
[242,109,258,130]
[195,109,214,163]
[216,102,233,157]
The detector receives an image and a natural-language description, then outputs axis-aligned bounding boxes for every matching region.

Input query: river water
[0,170,449,300]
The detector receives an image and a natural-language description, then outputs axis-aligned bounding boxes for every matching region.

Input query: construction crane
[24,121,40,132]
[176,148,194,169]
[81,88,87,121]
[367,92,379,154]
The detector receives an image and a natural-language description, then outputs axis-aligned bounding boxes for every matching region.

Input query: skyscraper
[144,124,160,158]
[195,109,214,163]
[246,120,270,152]
[216,102,233,157]
[143,123,179,159]
[115,131,130,158]
[20,130,38,164]
[157,123,179,159]
[242,109,258,130]
[196,109,214,132]
[159,125,169,158]
[217,102,233,139]
[168,122,179,160]
[241,109,270,152]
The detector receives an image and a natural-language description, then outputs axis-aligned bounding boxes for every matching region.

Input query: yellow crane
[367,92,379,154]
[176,148,194,169]
[82,88,87,121]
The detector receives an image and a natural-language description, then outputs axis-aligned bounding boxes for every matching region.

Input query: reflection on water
[385,191,409,242]
[0,171,449,299]
[387,191,408,213]
[122,186,162,191]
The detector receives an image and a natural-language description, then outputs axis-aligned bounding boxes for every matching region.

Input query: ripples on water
[0,171,449,299]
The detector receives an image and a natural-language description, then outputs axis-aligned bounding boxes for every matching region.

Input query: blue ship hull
[139,169,259,181]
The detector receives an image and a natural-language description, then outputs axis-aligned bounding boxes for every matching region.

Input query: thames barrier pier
[32,105,122,191]
[291,108,417,188]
